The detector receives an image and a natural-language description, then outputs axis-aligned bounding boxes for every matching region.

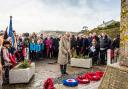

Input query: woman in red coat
[45,37,53,58]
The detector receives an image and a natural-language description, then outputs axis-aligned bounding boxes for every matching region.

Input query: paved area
[2,59,106,89]
[78,81,101,89]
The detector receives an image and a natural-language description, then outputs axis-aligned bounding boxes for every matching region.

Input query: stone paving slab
[54,81,100,89]
[78,81,101,89]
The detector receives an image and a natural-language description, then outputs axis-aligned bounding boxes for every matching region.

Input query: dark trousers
[53,51,58,58]
[100,50,107,65]
[3,66,11,84]
[92,51,99,65]
[18,51,24,61]
[76,47,81,56]
[49,48,53,59]
[36,51,41,59]
[60,64,67,74]
[83,48,89,56]
[30,51,36,61]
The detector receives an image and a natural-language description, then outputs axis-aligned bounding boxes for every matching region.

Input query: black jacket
[99,37,109,50]
[71,37,77,49]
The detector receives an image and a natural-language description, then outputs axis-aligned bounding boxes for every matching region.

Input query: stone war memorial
[99,0,128,89]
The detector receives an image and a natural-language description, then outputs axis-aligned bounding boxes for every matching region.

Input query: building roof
[98,20,117,28]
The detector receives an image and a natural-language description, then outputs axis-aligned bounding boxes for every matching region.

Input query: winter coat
[76,38,83,48]
[17,41,24,52]
[99,37,109,50]
[58,37,71,65]
[112,37,120,49]
[92,36,99,42]
[1,47,10,66]
[52,38,59,51]
[88,37,92,46]
[45,39,53,49]
[41,43,45,51]
[83,38,89,48]
[71,37,77,49]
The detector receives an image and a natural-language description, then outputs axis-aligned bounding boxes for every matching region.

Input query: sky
[0,0,121,33]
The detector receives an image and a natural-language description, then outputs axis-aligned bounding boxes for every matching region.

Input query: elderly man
[58,32,71,76]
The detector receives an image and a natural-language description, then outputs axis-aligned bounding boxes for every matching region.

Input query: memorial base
[99,63,128,89]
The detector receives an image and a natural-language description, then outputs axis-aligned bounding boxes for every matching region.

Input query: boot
[60,65,65,77]
[64,65,68,75]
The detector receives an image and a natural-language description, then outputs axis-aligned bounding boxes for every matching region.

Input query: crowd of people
[58,32,120,76]
[0,31,62,85]
[70,32,120,65]
[0,30,120,85]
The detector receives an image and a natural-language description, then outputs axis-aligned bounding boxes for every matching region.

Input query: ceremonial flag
[4,27,8,40]
[8,16,15,47]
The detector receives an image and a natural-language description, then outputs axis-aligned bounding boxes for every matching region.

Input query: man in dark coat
[76,35,83,56]
[111,34,120,62]
[53,37,60,58]
[83,35,89,56]
[99,33,109,65]
[71,35,77,57]
[88,33,93,47]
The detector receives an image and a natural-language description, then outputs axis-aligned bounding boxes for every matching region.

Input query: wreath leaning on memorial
[76,71,104,84]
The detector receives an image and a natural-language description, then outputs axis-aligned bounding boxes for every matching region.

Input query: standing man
[58,32,71,76]
[99,33,109,65]
[71,35,77,57]
[112,34,120,62]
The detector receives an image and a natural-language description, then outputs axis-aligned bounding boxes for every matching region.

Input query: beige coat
[58,37,71,65]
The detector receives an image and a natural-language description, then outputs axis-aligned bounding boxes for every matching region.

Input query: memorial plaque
[99,63,128,89]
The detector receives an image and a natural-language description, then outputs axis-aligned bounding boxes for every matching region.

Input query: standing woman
[45,36,53,58]
[58,32,71,76]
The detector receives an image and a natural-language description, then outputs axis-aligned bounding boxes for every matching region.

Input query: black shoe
[64,72,69,75]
